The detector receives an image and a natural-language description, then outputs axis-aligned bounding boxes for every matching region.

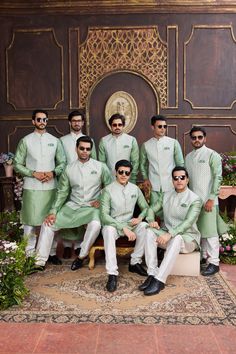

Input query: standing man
[185,126,227,276]
[140,115,184,206]
[140,166,202,296]
[59,110,97,258]
[98,113,139,184]
[60,110,97,163]
[13,109,66,260]
[100,159,149,293]
[35,136,111,270]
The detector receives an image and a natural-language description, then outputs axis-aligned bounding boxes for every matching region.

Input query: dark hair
[189,126,206,137]
[32,109,48,120]
[108,113,125,127]
[68,110,85,122]
[76,135,93,149]
[172,166,189,178]
[151,115,166,126]
[115,159,133,172]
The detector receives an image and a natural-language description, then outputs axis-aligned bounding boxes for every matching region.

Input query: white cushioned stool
[170,251,200,276]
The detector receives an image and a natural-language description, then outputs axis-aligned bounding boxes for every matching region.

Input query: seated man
[140,166,202,296]
[35,136,111,270]
[100,159,149,293]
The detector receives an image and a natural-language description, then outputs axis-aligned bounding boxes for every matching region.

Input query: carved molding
[79,26,167,109]
[184,25,236,110]
[6,29,64,110]
[167,25,178,109]
[1,1,236,14]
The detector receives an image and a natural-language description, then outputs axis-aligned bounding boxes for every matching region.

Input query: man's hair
[76,135,93,149]
[189,126,206,137]
[151,115,167,126]
[68,110,85,122]
[32,109,48,120]
[115,159,133,172]
[172,166,189,178]
[108,113,125,127]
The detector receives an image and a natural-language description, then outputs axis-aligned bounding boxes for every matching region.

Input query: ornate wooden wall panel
[0,5,236,159]
[6,29,64,110]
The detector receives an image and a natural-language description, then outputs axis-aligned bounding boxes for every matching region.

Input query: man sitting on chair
[35,136,111,270]
[140,166,202,296]
[100,159,149,292]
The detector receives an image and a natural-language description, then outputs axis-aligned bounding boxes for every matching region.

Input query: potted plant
[219,221,236,265]
[0,152,14,177]
[220,151,236,186]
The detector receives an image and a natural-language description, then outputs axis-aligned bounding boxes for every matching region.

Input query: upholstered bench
[170,251,200,276]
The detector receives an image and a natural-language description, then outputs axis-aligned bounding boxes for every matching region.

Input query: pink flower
[232,244,236,252]
[225,245,231,251]
[219,246,225,253]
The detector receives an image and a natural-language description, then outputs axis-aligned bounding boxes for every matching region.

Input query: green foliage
[0,211,35,310]
[220,152,236,186]
[0,211,24,242]
[219,218,236,264]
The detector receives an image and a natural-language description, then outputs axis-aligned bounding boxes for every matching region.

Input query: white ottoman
[170,251,200,276]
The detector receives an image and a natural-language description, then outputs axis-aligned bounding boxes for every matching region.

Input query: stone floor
[0,263,235,354]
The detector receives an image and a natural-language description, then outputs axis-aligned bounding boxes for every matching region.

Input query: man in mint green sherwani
[100,159,149,292]
[139,166,202,296]
[13,109,66,258]
[59,110,97,258]
[140,115,184,207]
[35,136,111,270]
[98,113,139,184]
[185,126,227,276]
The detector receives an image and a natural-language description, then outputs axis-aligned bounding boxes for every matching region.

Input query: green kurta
[50,158,112,231]
[185,145,227,238]
[146,188,202,245]
[14,131,66,226]
[98,133,139,183]
[100,181,149,235]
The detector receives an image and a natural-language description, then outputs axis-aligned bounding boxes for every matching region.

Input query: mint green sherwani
[100,181,149,235]
[60,132,97,164]
[98,133,139,183]
[13,132,66,226]
[185,145,227,238]
[50,158,112,230]
[140,136,184,196]
[59,132,97,241]
[146,188,202,246]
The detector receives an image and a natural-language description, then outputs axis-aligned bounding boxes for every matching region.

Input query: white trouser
[201,237,219,266]
[145,230,196,283]
[23,225,58,258]
[102,222,147,276]
[35,220,101,266]
[23,225,37,257]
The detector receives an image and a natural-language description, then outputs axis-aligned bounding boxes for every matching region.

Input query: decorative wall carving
[6,29,64,110]
[79,27,167,108]
[184,25,236,109]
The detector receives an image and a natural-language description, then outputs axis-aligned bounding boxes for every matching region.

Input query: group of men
[13,109,226,295]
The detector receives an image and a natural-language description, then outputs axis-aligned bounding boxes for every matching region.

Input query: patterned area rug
[1,261,236,325]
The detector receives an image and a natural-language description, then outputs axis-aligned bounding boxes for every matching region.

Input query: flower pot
[3,163,14,177]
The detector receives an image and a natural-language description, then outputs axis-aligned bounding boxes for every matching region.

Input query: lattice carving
[79,27,167,107]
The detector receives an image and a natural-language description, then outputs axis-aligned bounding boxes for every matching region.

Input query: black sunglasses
[191,135,204,141]
[78,146,91,151]
[36,117,48,123]
[173,175,186,181]
[112,123,123,127]
[118,170,131,176]
[157,124,167,129]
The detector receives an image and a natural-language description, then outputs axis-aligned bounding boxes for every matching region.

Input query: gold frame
[167,25,178,109]
[184,25,236,110]
[6,28,64,110]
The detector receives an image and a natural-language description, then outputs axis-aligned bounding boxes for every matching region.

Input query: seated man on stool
[140,166,202,296]
[35,136,111,270]
[100,159,149,293]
